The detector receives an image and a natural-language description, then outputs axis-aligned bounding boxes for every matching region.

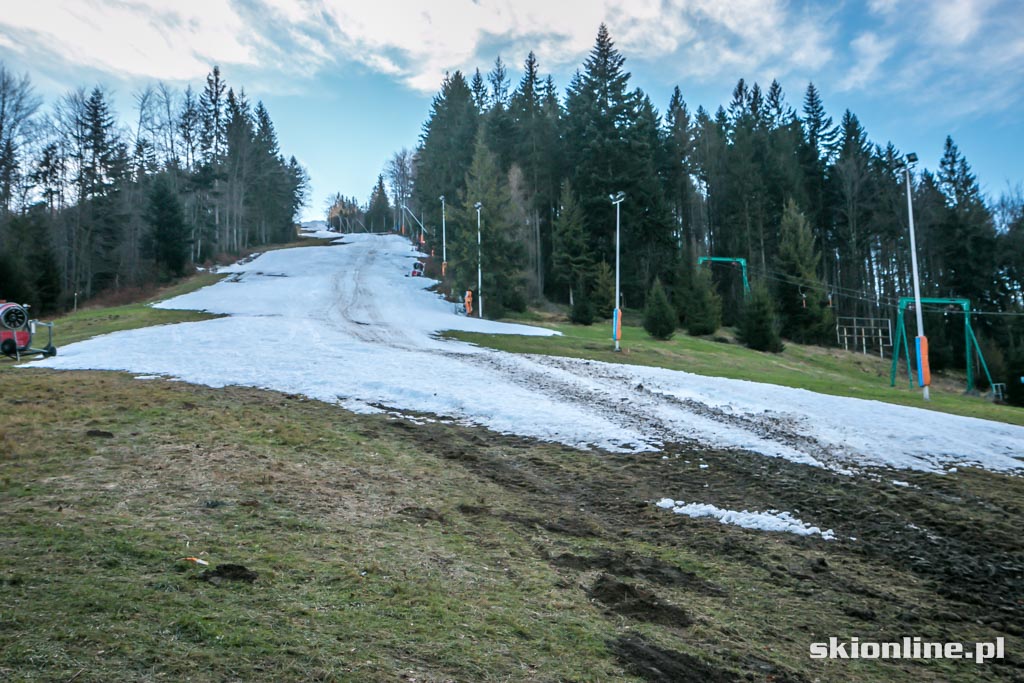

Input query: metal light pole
[609,192,625,351]
[399,205,427,245]
[474,201,483,318]
[439,195,447,277]
[904,152,929,401]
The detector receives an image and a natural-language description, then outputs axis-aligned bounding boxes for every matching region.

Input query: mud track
[384,416,1024,680]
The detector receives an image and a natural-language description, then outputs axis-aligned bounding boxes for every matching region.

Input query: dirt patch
[197,564,258,585]
[588,574,692,627]
[552,550,723,594]
[608,634,737,682]
[399,506,446,523]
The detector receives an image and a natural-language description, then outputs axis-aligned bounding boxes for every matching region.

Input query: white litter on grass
[30,232,1024,473]
[656,498,836,540]
[892,480,910,487]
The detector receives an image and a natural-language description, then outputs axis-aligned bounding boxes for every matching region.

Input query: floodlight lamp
[609,191,625,204]
[439,195,445,202]
[474,202,482,210]
[906,152,919,164]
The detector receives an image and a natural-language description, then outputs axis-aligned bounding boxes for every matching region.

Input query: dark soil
[609,634,738,682]
[198,564,258,584]
[588,574,692,626]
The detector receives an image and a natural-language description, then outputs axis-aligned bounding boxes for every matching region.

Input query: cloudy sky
[2,0,1022,220]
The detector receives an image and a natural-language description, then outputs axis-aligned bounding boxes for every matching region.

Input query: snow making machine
[0,301,56,360]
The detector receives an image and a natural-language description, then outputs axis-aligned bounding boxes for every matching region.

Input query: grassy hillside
[2,370,1021,682]
[1,272,1021,681]
[447,318,1024,427]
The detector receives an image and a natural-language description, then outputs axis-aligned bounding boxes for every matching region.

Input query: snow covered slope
[34,233,1023,473]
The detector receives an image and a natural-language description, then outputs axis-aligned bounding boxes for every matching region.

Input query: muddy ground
[1,371,1021,682]
[389,414,1024,681]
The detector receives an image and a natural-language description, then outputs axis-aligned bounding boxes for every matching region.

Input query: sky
[1,0,1023,222]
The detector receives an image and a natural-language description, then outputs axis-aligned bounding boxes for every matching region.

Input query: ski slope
[33,229,1024,474]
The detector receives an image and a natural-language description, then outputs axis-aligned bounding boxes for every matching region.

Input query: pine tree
[146,174,189,277]
[686,266,722,336]
[936,136,998,305]
[451,134,526,317]
[365,174,391,232]
[570,284,595,325]
[592,261,615,319]
[738,281,784,352]
[550,180,592,303]
[412,71,478,234]
[775,199,832,343]
[643,278,676,340]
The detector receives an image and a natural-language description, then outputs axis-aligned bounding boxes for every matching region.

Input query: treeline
[0,64,309,313]
[395,24,1024,385]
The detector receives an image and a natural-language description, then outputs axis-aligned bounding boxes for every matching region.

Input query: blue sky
[2,0,1022,221]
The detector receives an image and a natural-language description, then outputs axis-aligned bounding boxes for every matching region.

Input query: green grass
[26,273,225,349]
[2,371,1020,682]
[447,319,1024,426]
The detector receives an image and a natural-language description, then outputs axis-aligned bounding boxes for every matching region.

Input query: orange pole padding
[464,291,473,316]
[915,335,931,387]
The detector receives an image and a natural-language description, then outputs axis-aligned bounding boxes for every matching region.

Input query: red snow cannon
[0,301,56,360]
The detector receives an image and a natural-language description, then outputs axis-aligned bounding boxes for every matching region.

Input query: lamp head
[439,195,445,202]
[906,152,918,164]
[609,191,626,204]
[474,201,482,210]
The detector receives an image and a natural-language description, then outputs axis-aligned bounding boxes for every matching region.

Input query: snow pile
[299,220,340,239]
[30,233,1024,473]
[656,498,836,540]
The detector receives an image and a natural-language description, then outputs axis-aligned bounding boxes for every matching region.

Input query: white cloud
[0,0,837,94]
[839,31,896,91]
[0,1,255,82]
[927,0,990,47]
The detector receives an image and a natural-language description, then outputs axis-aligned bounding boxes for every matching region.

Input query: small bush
[686,268,722,336]
[1005,352,1024,407]
[738,282,784,353]
[570,286,594,325]
[643,278,676,340]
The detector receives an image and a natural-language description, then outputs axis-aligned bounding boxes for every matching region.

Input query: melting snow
[29,232,1024,474]
[656,498,836,540]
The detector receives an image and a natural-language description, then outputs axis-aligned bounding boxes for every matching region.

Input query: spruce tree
[643,278,676,340]
[686,267,722,336]
[550,180,592,303]
[738,282,784,352]
[570,283,594,325]
[451,134,526,317]
[146,174,189,277]
[775,199,833,343]
[592,261,615,319]
[365,174,391,232]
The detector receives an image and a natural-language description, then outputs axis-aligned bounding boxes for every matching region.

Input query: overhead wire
[701,259,1024,317]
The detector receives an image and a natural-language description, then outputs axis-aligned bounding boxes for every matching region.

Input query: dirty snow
[31,232,1024,474]
[656,498,836,540]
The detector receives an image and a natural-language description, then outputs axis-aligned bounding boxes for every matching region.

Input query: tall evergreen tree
[451,134,526,317]
[365,174,391,232]
[775,199,833,343]
[550,180,592,303]
[146,174,189,277]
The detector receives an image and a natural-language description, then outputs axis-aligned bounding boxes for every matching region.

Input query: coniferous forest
[0,65,309,312]
[373,25,1024,390]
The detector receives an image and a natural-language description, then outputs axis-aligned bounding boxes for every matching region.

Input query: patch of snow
[656,498,836,540]
[29,233,1024,473]
[891,480,910,487]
